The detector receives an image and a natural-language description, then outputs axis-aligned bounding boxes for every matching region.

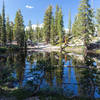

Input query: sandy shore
[27,43,60,52]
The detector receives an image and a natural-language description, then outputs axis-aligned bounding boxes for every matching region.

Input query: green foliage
[39,28,44,42]
[11,89,33,100]
[14,9,25,48]
[10,45,20,51]
[0,14,2,44]
[28,20,34,41]
[9,22,14,43]
[96,8,100,36]
[57,8,64,48]
[50,16,55,45]
[2,1,6,46]
[43,5,52,43]
[6,16,13,44]
[78,0,94,46]
[68,10,72,36]
[43,5,65,45]
[72,15,81,37]
[55,5,59,41]
[0,47,7,53]
[35,23,41,42]
[72,0,95,47]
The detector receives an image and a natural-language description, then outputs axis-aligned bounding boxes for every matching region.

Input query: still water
[0,50,100,98]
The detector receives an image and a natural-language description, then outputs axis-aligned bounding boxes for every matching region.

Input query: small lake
[0,50,100,99]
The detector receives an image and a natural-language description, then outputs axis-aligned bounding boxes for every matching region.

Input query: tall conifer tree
[72,15,81,37]
[78,0,94,48]
[10,22,14,42]
[43,5,52,43]
[0,14,2,44]
[14,9,25,48]
[2,1,6,46]
[28,20,33,41]
[68,10,72,36]
[6,16,10,42]
[58,8,64,49]
[55,5,59,41]
[50,16,55,45]
[35,23,40,42]
[96,9,100,36]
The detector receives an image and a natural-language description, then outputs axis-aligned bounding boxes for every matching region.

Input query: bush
[10,45,20,51]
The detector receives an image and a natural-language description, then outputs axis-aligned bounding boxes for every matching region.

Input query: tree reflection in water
[25,52,59,93]
[79,55,97,99]
[0,51,100,99]
[15,50,26,88]
[0,50,16,94]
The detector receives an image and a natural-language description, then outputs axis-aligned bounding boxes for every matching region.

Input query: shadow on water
[0,50,100,99]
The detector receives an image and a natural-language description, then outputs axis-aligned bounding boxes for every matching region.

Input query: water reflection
[15,50,26,87]
[0,51,100,98]
[79,56,97,98]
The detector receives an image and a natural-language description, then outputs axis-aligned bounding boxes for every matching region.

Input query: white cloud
[25,24,44,30]
[26,5,34,9]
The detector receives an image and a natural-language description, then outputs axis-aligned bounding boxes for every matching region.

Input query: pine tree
[25,29,29,41]
[35,23,40,42]
[0,14,2,45]
[28,20,33,41]
[50,16,55,45]
[2,1,6,46]
[6,16,10,43]
[14,9,25,48]
[8,22,13,44]
[68,10,72,36]
[43,5,52,44]
[58,8,64,49]
[40,27,44,41]
[25,29,28,51]
[10,22,14,42]
[77,0,94,48]
[55,5,59,42]
[96,8,100,36]
[72,15,81,37]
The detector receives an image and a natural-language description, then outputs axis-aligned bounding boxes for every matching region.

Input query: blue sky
[0,0,99,28]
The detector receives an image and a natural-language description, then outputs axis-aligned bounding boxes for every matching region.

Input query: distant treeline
[0,0,100,48]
